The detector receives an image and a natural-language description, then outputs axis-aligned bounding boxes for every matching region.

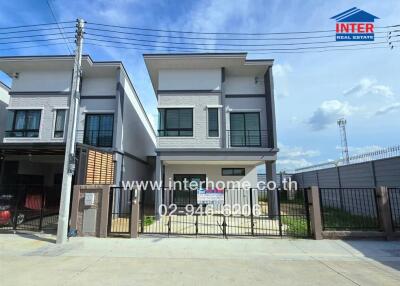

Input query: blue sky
[0,0,399,172]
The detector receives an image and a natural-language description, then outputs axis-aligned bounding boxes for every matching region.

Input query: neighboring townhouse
[0,81,10,143]
[144,53,278,206]
[0,55,156,206]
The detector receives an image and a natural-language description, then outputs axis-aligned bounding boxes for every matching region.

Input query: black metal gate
[139,188,311,238]
[108,187,132,236]
[0,185,60,233]
[388,188,400,232]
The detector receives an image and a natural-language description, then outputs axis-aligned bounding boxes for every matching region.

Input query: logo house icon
[331,7,379,41]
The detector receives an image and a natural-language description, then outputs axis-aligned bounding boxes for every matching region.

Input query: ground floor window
[222,168,245,176]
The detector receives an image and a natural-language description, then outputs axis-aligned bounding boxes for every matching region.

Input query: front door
[173,174,206,205]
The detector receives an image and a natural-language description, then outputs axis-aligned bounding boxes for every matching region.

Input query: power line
[0,37,75,45]
[0,42,69,51]
[86,21,400,36]
[46,0,73,54]
[85,26,396,42]
[85,41,392,54]
[84,36,397,52]
[0,21,75,30]
[0,31,75,41]
[0,26,75,35]
[85,31,399,48]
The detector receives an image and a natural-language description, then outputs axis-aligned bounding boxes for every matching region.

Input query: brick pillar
[376,186,394,240]
[130,188,140,238]
[307,186,323,240]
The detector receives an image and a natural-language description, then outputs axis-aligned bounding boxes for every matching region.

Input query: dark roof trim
[225,94,265,98]
[9,91,70,96]
[158,89,221,94]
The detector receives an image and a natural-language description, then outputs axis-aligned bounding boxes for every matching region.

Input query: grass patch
[281,216,308,237]
[143,216,155,226]
[322,207,379,230]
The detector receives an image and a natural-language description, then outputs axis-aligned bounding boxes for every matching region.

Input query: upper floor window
[208,108,219,137]
[222,168,245,176]
[54,109,66,138]
[84,114,114,147]
[229,112,261,147]
[5,110,41,138]
[158,108,193,137]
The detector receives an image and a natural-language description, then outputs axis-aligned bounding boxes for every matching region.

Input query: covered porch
[0,143,65,232]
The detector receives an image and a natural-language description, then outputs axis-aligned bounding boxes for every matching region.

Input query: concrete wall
[164,164,258,188]
[159,69,221,91]
[224,75,264,94]
[157,93,221,148]
[0,83,10,142]
[293,157,400,188]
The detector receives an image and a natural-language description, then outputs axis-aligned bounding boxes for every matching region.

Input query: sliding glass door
[229,112,261,147]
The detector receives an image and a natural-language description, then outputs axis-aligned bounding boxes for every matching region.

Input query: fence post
[130,188,140,238]
[376,186,394,240]
[307,186,323,240]
[249,188,254,236]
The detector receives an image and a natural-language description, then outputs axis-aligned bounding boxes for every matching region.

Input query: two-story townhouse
[144,53,279,212]
[0,55,156,226]
[0,81,10,143]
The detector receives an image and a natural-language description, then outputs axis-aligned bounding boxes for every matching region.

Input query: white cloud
[276,143,320,172]
[307,100,355,131]
[374,102,400,116]
[273,63,293,98]
[343,78,394,99]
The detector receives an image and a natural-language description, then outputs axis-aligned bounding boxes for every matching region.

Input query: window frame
[207,108,219,138]
[229,112,261,147]
[53,109,67,139]
[5,109,42,138]
[83,113,114,147]
[158,108,194,137]
[221,168,246,176]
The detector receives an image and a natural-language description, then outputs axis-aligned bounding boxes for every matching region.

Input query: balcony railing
[5,129,39,138]
[227,130,268,148]
[76,130,113,148]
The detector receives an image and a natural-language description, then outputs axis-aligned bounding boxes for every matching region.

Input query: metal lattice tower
[337,118,350,164]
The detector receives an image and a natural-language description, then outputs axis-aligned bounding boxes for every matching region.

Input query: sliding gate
[139,188,311,238]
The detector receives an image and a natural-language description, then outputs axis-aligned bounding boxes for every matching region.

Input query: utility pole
[56,19,84,244]
[337,118,350,165]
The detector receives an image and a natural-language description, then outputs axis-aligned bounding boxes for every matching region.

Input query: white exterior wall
[159,69,221,91]
[81,77,116,95]
[11,70,72,92]
[4,94,69,143]
[225,97,267,131]
[224,75,265,94]
[0,84,10,142]
[164,163,258,188]
[157,93,222,148]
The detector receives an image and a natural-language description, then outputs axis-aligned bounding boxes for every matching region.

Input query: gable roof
[331,7,379,22]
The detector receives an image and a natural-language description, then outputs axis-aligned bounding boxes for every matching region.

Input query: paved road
[1,233,400,286]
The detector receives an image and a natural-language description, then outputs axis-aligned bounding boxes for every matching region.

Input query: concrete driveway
[0,233,400,286]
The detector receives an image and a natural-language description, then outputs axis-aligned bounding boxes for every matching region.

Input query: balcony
[76,130,113,148]
[226,130,269,148]
[5,129,39,138]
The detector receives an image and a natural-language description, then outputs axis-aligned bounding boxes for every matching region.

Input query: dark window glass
[229,112,261,147]
[208,108,219,137]
[222,168,245,176]
[158,108,193,137]
[5,110,41,137]
[84,114,114,147]
[54,110,66,138]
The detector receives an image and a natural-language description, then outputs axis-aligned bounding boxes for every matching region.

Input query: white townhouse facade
[0,81,10,143]
[144,53,278,198]
[0,55,156,192]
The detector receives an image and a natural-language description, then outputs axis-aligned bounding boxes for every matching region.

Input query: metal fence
[139,188,310,238]
[108,186,132,236]
[0,185,60,232]
[319,188,380,230]
[388,188,400,232]
[296,145,400,172]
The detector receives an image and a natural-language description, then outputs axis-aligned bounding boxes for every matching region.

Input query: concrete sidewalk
[0,233,400,286]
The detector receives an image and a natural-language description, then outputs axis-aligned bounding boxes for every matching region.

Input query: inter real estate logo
[331,7,379,41]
